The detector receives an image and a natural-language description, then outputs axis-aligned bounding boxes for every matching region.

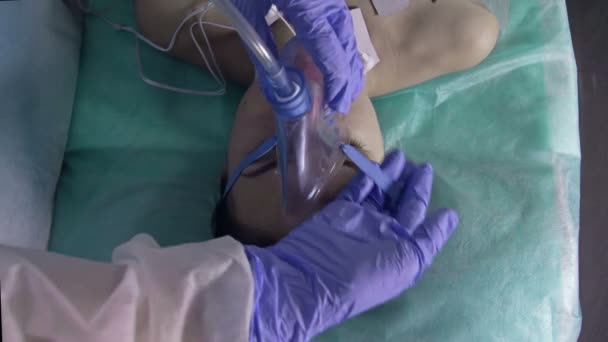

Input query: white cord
[136,17,236,96]
[76,0,235,96]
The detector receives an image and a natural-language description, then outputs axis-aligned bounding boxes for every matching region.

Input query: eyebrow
[223,136,277,198]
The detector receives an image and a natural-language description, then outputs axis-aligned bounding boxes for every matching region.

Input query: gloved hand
[245,151,459,342]
[230,0,364,114]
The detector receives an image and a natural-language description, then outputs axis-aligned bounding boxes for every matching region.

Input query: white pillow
[0,0,81,249]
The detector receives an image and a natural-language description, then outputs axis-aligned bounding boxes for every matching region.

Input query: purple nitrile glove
[245,151,459,342]
[230,0,364,114]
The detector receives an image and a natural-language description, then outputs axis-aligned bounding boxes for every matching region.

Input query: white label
[265,5,282,26]
[350,8,380,74]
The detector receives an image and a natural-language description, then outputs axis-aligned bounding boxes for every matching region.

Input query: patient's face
[224,84,384,245]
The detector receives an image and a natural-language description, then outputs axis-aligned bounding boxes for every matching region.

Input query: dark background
[566,0,608,341]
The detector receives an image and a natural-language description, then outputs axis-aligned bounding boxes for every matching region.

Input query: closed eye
[240,136,372,177]
[241,146,278,177]
[343,136,371,169]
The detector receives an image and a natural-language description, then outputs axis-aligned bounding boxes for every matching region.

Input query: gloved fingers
[326,8,364,112]
[381,150,407,183]
[337,171,374,203]
[326,7,357,53]
[395,163,434,232]
[366,151,407,209]
[384,156,417,211]
[410,209,459,267]
[305,27,349,111]
[275,0,362,113]
[291,16,354,114]
[338,150,406,204]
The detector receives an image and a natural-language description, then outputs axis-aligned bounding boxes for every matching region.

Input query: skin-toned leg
[134,0,499,95]
[134,0,255,85]
[348,0,499,97]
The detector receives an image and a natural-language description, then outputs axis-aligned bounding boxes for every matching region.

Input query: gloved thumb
[337,172,374,203]
[395,163,434,232]
[366,150,407,210]
[338,150,406,203]
[411,209,459,267]
[381,151,407,183]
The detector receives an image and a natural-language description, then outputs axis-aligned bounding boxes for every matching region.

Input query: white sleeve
[0,235,254,342]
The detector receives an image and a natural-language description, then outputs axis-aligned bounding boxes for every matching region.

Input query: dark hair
[212,176,240,239]
[211,177,275,247]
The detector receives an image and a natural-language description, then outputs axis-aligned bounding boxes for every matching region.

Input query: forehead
[226,84,275,175]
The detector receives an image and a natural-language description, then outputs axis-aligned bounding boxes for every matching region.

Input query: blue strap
[341,144,397,199]
[222,139,398,202]
[222,136,278,198]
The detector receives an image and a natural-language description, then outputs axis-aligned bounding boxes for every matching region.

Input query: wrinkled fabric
[1,236,253,342]
[231,0,364,113]
[0,0,80,249]
[50,0,581,341]
[246,151,458,342]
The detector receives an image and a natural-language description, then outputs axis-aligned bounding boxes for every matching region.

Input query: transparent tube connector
[276,39,345,217]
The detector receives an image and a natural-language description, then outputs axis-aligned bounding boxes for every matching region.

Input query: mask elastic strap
[222,140,398,201]
[341,144,400,201]
[222,136,278,198]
